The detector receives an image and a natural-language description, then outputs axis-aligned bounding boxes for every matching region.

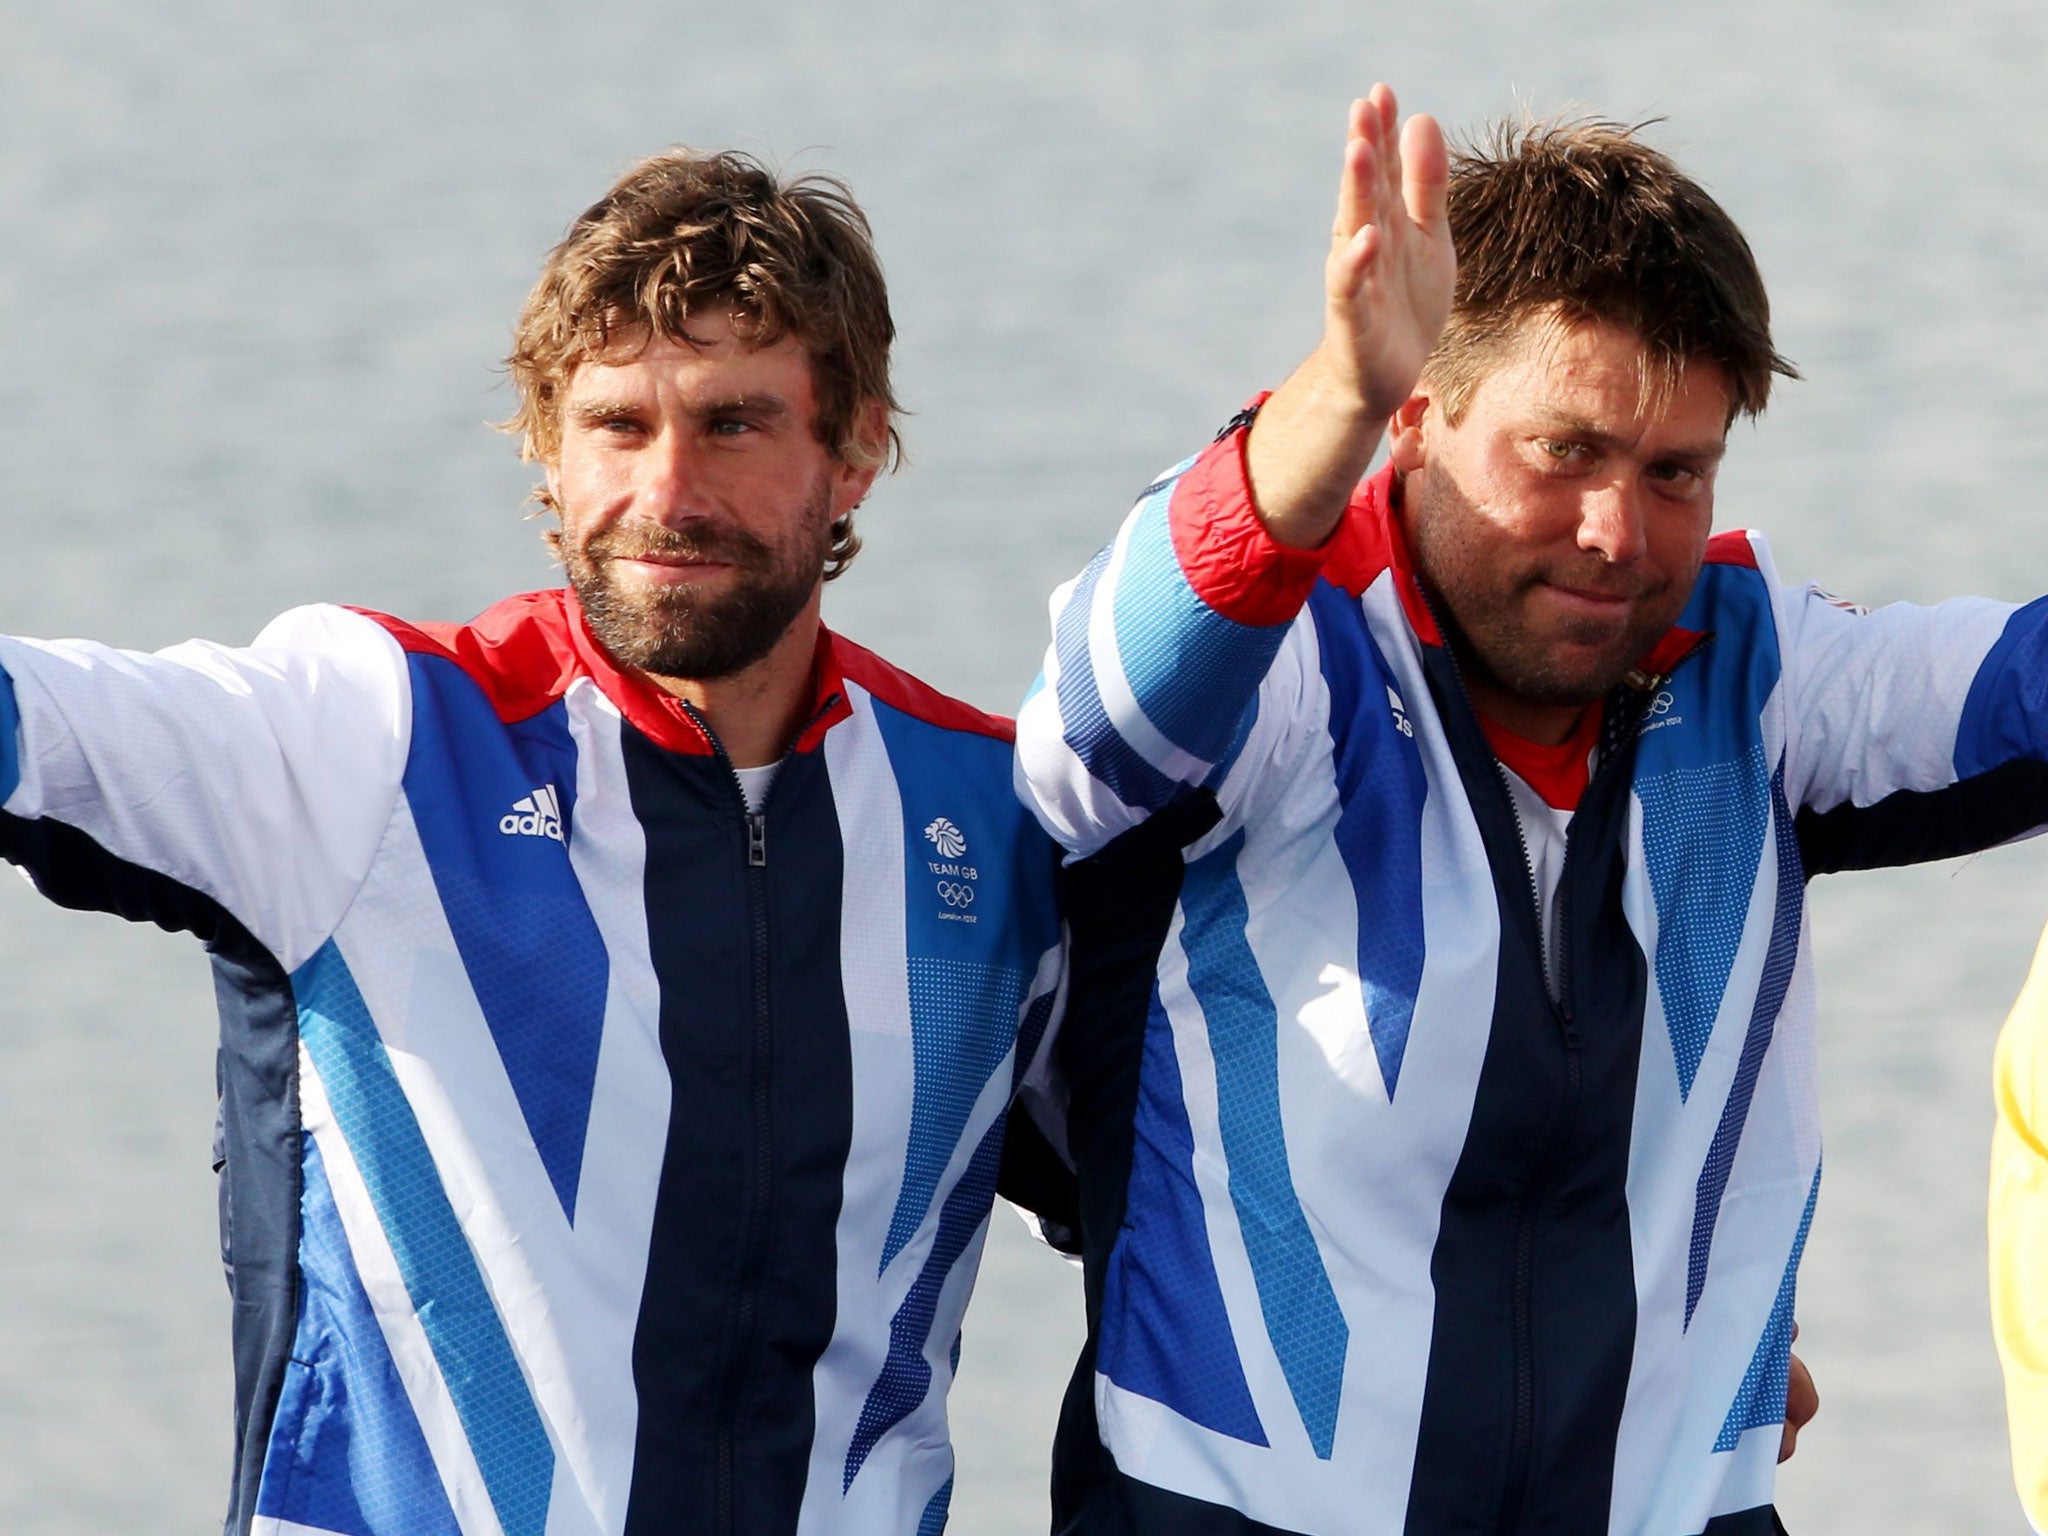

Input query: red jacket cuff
[1168,398,1331,628]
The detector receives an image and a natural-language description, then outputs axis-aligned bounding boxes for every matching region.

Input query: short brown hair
[1424,118,1797,422]
[506,149,901,579]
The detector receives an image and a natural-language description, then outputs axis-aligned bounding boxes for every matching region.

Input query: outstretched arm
[1017,86,1452,857]
[1246,86,1455,550]
[0,607,410,968]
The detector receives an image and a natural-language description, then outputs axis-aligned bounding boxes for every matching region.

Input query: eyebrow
[565,392,794,426]
[1525,408,1727,463]
[694,392,791,422]
[565,397,644,425]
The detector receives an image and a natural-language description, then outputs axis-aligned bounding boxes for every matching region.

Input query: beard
[561,486,831,682]
[1403,469,1691,710]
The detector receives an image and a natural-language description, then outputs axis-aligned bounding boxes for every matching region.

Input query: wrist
[1246,353,1387,551]
[1303,336,1392,430]
[1172,423,1334,625]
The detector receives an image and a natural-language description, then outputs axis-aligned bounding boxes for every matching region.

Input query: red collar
[364,588,856,757]
[557,593,854,757]
[1481,702,1605,811]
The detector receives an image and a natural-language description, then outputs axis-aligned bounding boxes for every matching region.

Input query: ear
[1387,390,1432,475]
[830,399,890,512]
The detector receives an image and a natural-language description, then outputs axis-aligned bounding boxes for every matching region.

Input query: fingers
[1332,100,1370,242]
[1314,78,1455,418]
[1332,131,1366,244]
[1367,81,1397,138]
[1333,85,1401,244]
[1779,1348,1819,1463]
[1787,1351,1819,1428]
[1328,221,1378,303]
[1399,112,1450,232]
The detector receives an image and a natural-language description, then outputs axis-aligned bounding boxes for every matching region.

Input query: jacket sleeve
[1774,527,2048,869]
[0,603,412,969]
[1992,920,2048,1535]
[1015,420,1333,858]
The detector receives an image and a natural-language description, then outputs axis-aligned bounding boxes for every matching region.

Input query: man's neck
[1435,613,1589,745]
[645,605,824,768]
[1461,667,1589,747]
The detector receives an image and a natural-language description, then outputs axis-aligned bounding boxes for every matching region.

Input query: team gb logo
[924,817,968,859]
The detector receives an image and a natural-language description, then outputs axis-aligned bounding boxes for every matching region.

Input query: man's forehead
[565,318,814,394]
[1473,312,1733,444]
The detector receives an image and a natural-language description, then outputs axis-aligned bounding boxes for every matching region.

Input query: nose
[639,432,712,528]
[1576,481,1647,564]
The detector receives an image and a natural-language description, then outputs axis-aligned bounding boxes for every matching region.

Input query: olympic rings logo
[936,881,976,908]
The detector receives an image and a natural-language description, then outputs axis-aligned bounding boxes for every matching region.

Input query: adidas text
[501,785,565,843]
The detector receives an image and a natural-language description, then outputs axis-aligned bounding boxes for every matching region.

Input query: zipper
[1552,687,1666,1023]
[1496,689,1651,1533]
[1418,606,1572,1534]
[678,696,837,1535]
[1416,591,1706,1532]
[1415,590,1557,1007]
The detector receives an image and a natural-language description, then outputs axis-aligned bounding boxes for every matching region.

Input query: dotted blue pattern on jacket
[293,941,554,1536]
[1308,582,1428,1098]
[401,657,608,1223]
[1181,831,1347,1460]
[1112,481,1288,765]
[1715,1163,1821,1451]
[845,1115,1007,1491]
[1686,764,1802,1330]
[1100,985,1269,1446]
[254,1135,462,1536]
[1053,547,1185,812]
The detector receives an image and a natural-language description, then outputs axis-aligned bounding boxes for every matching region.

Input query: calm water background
[4,2,2048,1530]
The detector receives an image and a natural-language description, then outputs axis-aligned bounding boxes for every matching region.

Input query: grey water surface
[4,2,2047,1531]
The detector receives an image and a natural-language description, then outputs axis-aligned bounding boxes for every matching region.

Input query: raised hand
[1324,86,1455,423]
[1246,86,1455,549]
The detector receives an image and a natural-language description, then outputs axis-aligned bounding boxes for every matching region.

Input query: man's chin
[1485,637,1648,710]
[570,566,818,684]
[590,620,778,682]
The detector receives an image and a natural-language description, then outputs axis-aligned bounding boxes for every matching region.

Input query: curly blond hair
[506,149,901,579]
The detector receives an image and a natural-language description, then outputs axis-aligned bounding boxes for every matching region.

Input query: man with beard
[1013,88,2024,1535]
[0,150,1061,1536]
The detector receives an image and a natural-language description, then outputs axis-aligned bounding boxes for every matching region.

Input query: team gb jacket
[1014,419,2048,1536]
[0,588,1062,1536]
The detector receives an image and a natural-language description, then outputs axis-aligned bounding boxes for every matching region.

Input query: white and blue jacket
[1014,419,2048,1536]
[0,588,1062,1536]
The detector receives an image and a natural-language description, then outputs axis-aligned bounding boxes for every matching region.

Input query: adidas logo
[1386,685,1414,739]
[500,785,565,843]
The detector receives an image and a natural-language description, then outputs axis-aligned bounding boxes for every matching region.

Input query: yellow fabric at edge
[1993,920,2048,1533]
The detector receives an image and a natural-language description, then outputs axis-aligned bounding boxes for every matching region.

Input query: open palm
[1325,85,1456,423]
